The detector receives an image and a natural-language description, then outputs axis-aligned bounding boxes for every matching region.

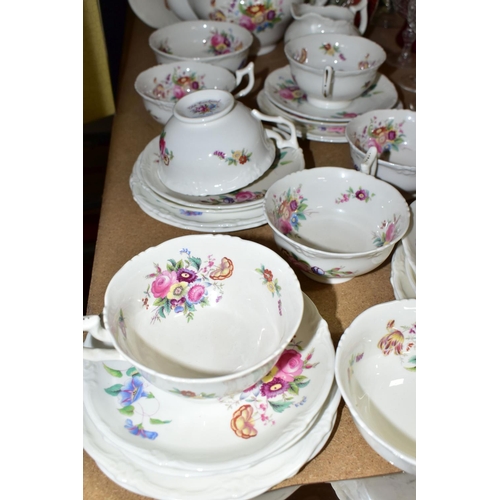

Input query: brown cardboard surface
[84,10,414,499]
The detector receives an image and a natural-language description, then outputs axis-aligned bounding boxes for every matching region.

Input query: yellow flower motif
[262,366,278,383]
[166,281,188,300]
[231,404,257,439]
[232,150,242,161]
[267,281,276,294]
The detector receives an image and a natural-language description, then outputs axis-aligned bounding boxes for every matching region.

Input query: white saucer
[138,137,305,210]
[128,0,182,29]
[390,243,416,300]
[130,173,268,232]
[83,293,336,475]
[264,66,398,123]
[84,376,340,500]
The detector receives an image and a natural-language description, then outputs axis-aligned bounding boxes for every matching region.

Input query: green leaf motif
[119,405,135,415]
[268,399,293,413]
[288,383,299,395]
[103,364,123,378]
[104,384,123,396]
[126,366,140,377]
[188,256,202,270]
[150,418,172,425]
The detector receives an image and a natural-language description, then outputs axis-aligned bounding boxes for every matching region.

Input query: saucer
[130,174,268,232]
[128,0,182,29]
[264,66,398,123]
[138,137,305,210]
[84,378,340,500]
[390,243,416,300]
[83,293,336,475]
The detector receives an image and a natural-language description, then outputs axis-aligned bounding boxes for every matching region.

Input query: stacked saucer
[391,200,416,299]
[83,293,341,500]
[257,65,400,144]
[130,135,305,232]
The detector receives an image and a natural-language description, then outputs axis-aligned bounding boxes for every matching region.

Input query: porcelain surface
[135,61,255,125]
[285,34,386,109]
[138,136,304,210]
[83,379,341,500]
[128,0,185,28]
[264,66,398,122]
[390,244,416,300]
[401,201,416,272]
[149,21,253,73]
[335,299,416,475]
[83,234,304,399]
[84,293,334,475]
[264,167,410,284]
[346,110,416,195]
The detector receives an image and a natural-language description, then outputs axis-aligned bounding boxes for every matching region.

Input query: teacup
[134,61,255,125]
[83,234,305,400]
[157,89,299,197]
[284,33,386,109]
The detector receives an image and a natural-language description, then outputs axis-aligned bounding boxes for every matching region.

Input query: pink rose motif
[173,85,186,100]
[187,284,206,304]
[274,349,304,382]
[211,33,226,47]
[151,270,178,298]
[279,88,294,100]
[278,218,293,235]
[239,15,256,31]
[234,190,256,202]
[367,137,383,154]
[385,222,396,242]
[159,136,166,156]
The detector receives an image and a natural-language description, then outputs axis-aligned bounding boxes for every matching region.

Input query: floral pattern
[335,186,375,204]
[213,148,253,165]
[188,99,221,116]
[159,39,173,54]
[222,337,319,439]
[208,0,284,34]
[377,320,416,371]
[147,67,207,103]
[207,28,245,55]
[347,352,364,383]
[280,249,356,280]
[354,116,407,156]
[320,43,346,60]
[276,77,307,104]
[103,364,171,440]
[270,184,310,235]
[372,214,401,248]
[159,130,174,166]
[256,265,282,315]
[143,248,233,323]
[168,388,217,400]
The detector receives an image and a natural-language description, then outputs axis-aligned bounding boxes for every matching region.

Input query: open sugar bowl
[264,167,410,284]
[335,299,416,474]
[346,109,416,197]
[284,33,386,110]
[149,20,253,73]
[156,88,299,197]
[134,61,255,125]
[83,234,304,400]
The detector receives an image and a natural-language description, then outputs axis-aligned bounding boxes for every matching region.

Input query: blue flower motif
[119,376,149,406]
[124,419,158,440]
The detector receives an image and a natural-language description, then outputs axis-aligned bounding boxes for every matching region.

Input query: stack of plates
[130,136,305,232]
[257,66,401,143]
[83,293,341,500]
[391,200,416,299]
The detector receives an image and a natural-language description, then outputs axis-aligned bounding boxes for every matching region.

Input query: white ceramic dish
[264,66,398,122]
[83,234,304,399]
[284,34,386,109]
[401,200,416,272]
[390,244,416,300]
[135,61,255,125]
[149,21,253,73]
[83,379,341,500]
[335,299,416,475]
[84,293,335,474]
[128,0,184,28]
[137,136,305,210]
[264,167,410,284]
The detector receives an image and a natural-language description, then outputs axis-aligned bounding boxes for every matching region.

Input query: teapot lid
[173,89,235,124]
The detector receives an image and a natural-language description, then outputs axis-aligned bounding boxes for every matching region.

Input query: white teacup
[157,89,299,197]
[134,61,255,125]
[285,33,386,110]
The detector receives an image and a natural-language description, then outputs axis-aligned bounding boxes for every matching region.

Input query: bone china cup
[149,20,253,73]
[134,61,255,125]
[284,34,386,109]
[264,167,410,284]
[83,234,305,400]
[345,109,416,196]
[157,89,299,197]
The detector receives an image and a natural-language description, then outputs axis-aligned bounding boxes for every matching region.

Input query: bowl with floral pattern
[345,109,416,196]
[157,88,299,197]
[284,33,386,109]
[135,61,255,125]
[335,299,416,474]
[263,166,410,284]
[149,20,253,73]
[83,233,304,400]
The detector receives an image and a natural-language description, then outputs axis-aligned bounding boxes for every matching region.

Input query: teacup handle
[83,314,123,361]
[234,62,255,98]
[350,0,368,35]
[251,109,299,150]
[323,66,334,98]
[360,146,378,176]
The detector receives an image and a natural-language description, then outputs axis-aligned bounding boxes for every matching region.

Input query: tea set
[85,2,417,498]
